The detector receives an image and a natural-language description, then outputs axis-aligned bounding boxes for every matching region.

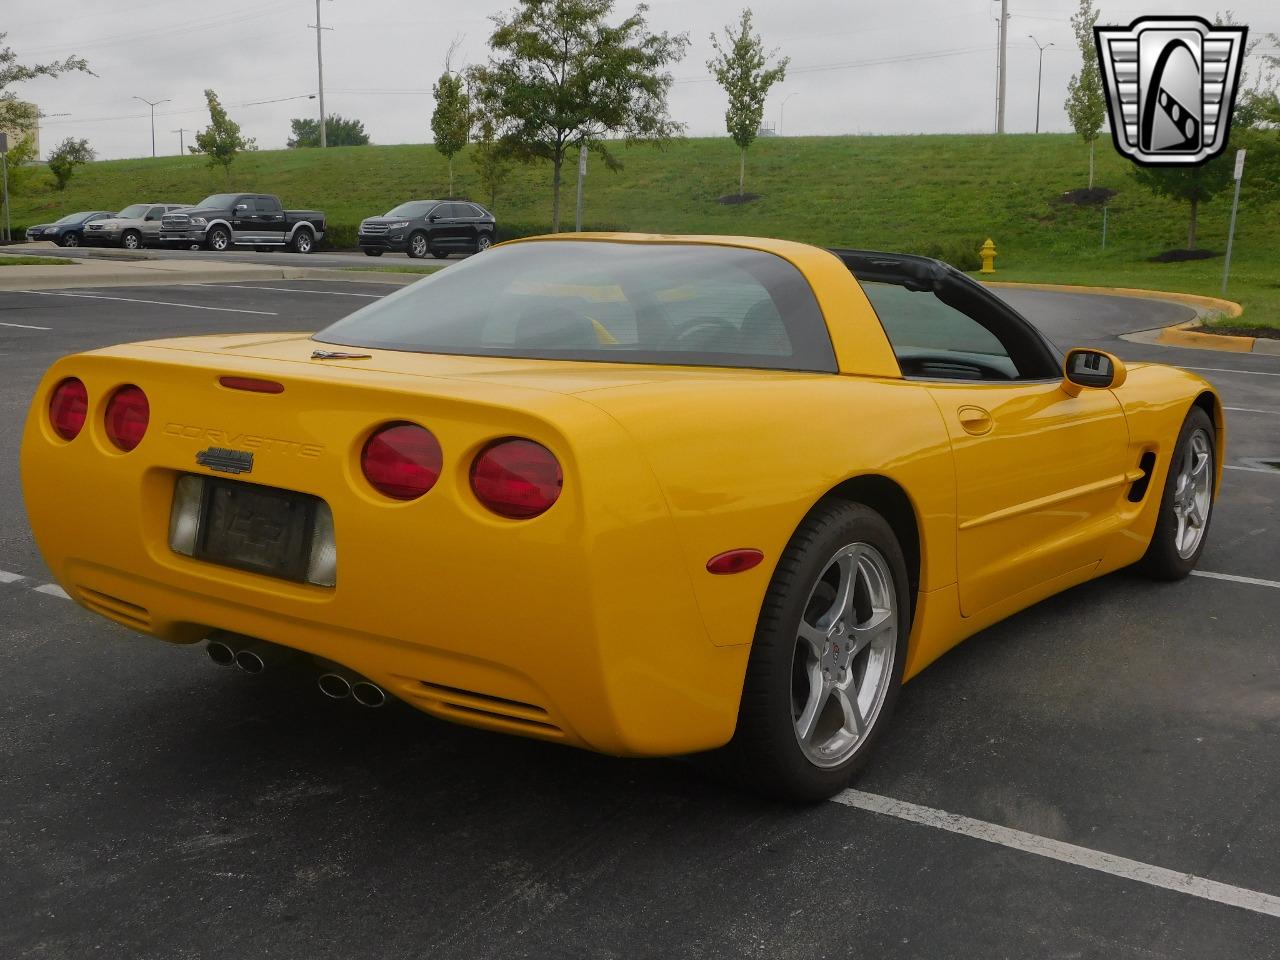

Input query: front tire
[407,231,428,259]
[722,500,910,801]
[122,230,142,250]
[205,226,231,252]
[60,233,80,247]
[1139,406,1216,580]
[290,228,314,254]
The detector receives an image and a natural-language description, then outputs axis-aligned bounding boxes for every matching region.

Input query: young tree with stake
[468,0,688,232]
[1064,0,1106,189]
[190,89,255,183]
[707,9,788,198]
[432,44,472,197]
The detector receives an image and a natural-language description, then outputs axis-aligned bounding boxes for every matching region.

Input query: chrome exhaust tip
[318,673,352,700]
[234,650,266,674]
[351,681,387,708]
[206,639,236,667]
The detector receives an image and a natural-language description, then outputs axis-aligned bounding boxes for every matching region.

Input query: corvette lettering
[164,422,323,458]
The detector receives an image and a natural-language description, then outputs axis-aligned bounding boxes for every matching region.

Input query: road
[2,280,1277,959]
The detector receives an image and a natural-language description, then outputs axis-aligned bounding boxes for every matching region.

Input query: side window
[860,281,1020,381]
[466,204,487,219]
[258,196,282,213]
[426,204,445,221]
[443,203,465,219]
[235,197,257,214]
[147,206,166,220]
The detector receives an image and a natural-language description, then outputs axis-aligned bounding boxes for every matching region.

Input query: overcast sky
[6,0,1278,160]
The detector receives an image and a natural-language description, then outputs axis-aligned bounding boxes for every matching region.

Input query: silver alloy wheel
[64,233,79,246]
[210,230,229,251]
[792,542,898,768]
[477,233,492,251]
[1172,427,1213,559]
[295,231,313,253]
[123,232,140,249]
[411,233,428,257]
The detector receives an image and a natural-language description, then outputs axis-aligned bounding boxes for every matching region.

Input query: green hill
[9,134,1278,320]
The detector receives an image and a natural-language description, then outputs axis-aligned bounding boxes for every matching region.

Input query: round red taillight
[361,422,443,500]
[104,385,150,452]
[470,439,562,519]
[49,377,88,441]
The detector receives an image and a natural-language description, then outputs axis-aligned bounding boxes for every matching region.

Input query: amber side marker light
[49,377,89,440]
[219,376,285,394]
[706,549,764,575]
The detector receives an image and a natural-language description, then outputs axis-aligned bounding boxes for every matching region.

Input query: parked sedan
[83,203,190,249]
[25,211,116,247]
[358,199,496,259]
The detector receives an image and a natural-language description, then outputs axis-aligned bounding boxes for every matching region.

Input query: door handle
[957,405,993,436]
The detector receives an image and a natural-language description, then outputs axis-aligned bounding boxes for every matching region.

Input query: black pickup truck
[159,193,326,253]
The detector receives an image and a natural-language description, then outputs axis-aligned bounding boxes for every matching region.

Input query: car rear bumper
[21,349,751,758]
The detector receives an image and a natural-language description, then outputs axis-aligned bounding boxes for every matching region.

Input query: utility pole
[780,92,799,136]
[996,0,1009,134]
[172,128,191,154]
[574,144,587,232]
[1029,35,1053,133]
[36,110,70,161]
[308,0,334,147]
[133,96,170,157]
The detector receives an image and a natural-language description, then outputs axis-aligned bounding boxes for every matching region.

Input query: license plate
[194,478,319,581]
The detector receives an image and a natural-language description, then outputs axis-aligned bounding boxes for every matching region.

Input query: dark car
[159,193,326,253]
[358,200,496,259]
[25,211,116,247]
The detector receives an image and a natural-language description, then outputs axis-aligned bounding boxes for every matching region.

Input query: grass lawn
[8,133,1278,325]
[0,254,77,266]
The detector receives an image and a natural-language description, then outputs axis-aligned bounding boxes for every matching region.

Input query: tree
[707,9,788,197]
[47,136,94,190]
[287,114,369,148]
[1130,154,1234,250]
[0,32,91,138]
[3,131,40,193]
[468,0,688,232]
[1064,0,1107,188]
[190,89,255,182]
[472,112,513,210]
[432,45,472,197]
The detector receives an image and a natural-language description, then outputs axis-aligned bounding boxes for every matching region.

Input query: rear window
[314,241,837,372]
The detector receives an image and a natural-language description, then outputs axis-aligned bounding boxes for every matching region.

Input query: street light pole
[308,0,334,147]
[132,96,170,157]
[779,92,799,136]
[996,0,1008,134]
[1029,35,1054,133]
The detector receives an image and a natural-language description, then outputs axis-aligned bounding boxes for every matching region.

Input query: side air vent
[78,587,152,630]
[405,680,564,737]
[1128,451,1158,502]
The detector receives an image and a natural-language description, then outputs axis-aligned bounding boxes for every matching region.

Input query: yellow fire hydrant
[979,238,997,274]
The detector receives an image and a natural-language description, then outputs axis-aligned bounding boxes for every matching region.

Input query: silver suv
[84,203,190,249]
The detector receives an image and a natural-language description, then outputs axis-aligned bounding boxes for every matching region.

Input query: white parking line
[1223,407,1278,415]
[0,320,53,330]
[10,289,278,316]
[1226,465,1278,475]
[834,789,1280,919]
[182,283,384,299]
[1181,365,1280,378]
[0,569,26,584]
[31,583,71,599]
[1192,570,1280,590]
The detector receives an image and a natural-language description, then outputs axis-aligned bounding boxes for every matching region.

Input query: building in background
[0,100,41,159]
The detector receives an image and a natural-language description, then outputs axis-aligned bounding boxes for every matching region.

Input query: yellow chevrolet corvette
[22,234,1222,799]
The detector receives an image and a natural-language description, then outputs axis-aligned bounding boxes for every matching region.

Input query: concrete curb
[983,279,1275,355]
[296,268,426,286]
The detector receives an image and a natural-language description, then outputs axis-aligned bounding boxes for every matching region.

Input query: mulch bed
[716,193,763,205]
[1203,325,1280,340]
[1056,187,1117,206]
[1148,248,1219,262]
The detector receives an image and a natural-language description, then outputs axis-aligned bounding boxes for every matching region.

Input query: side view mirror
[144,215,155,221]
[1063,348,1127,395]
[235,204,248,212]
[428,214,439,222]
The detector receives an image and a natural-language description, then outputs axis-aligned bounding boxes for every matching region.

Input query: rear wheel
[476,233,493,253]
[407,231,428,259]
[722,500,910,801]
[290,228,314,254]
[363,248,383,257]
[1139,406,1216,580]
[432,249,449,260]
[206,226,231,252]
[121,230,142,250]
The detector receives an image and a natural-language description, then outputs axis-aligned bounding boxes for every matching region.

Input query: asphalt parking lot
[2,279,1278,958]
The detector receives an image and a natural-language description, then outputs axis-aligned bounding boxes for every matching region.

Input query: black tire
[60,233,80,247]
[121,230,142,250]
[363,248,383,257]
[719,500,911,801]
[431,249,449,260]
[407,231,429,259]
[290,228,315,254]
[205,226,231,252]
[476,232,493,253]
[1138,406,1216,580]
